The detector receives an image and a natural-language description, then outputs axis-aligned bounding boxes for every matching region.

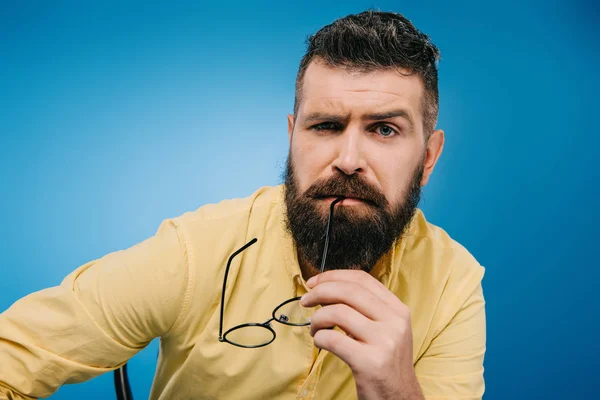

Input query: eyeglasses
[218,197,343,348]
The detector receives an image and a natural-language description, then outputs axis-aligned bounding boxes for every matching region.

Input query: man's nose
[332,128,366,176]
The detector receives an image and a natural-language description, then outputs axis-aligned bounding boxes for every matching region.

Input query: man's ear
[287,114,295,143]
[420,129,445,186]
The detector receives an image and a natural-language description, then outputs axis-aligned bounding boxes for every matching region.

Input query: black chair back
[114,364,133,400]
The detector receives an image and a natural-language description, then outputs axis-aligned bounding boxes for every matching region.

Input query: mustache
[303,174,388,208]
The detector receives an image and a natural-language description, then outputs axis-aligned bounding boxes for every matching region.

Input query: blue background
[1,1,598,399]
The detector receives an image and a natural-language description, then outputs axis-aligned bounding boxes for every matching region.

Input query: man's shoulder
[410,209,478,254]
[174,185,283,226]
[161,185,285,255]
[403,211,486,368]
[404,209,485,295]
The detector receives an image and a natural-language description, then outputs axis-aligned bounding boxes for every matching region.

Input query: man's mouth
[315,195,375,207]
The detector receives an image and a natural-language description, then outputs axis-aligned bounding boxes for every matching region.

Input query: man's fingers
[307,269,399,306]
[312,328,362,371]
[301,281,395,321]
[309,304,373,342]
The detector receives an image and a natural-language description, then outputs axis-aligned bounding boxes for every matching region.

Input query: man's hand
[300,270,423,400]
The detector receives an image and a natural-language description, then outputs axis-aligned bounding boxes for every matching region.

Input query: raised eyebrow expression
[302,109,414,130]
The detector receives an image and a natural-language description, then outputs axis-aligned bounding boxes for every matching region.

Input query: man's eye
[312,122,340,131]
[376,125,397,137]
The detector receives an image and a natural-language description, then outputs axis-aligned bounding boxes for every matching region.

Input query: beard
[283,154,424,274]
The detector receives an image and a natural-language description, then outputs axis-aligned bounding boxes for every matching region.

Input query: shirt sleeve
[414,275,486,400]
[0,218,190,400]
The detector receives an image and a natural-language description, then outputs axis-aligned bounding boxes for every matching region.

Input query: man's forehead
[299,61,424,118]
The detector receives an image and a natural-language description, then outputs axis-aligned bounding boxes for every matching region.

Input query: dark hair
[294,10,441,137]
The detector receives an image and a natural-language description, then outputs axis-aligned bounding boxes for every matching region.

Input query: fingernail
[307,276,317,287]
[300,294,308,305]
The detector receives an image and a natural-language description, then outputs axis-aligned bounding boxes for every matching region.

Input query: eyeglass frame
[218,196,344,348]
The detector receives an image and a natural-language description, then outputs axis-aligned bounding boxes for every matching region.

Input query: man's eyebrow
[362,109,414,128]
[302,112,351,124]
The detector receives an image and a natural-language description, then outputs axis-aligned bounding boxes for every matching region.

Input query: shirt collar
[276,187,305,287]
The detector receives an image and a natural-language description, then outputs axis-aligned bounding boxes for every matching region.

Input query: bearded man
[0,10,486,400]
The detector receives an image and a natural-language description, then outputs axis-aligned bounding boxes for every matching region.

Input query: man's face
[285,60,442,273]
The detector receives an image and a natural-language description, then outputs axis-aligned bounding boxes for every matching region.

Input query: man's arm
[0,218,190,399]
[414,281,486,400]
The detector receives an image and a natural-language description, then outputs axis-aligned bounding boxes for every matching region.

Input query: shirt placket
[296,349,327,400]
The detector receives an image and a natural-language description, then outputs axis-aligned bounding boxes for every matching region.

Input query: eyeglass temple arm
[219,238,258,341]
[319,197,343,274]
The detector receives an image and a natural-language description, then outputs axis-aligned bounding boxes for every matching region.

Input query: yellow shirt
[0,185,486,400]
